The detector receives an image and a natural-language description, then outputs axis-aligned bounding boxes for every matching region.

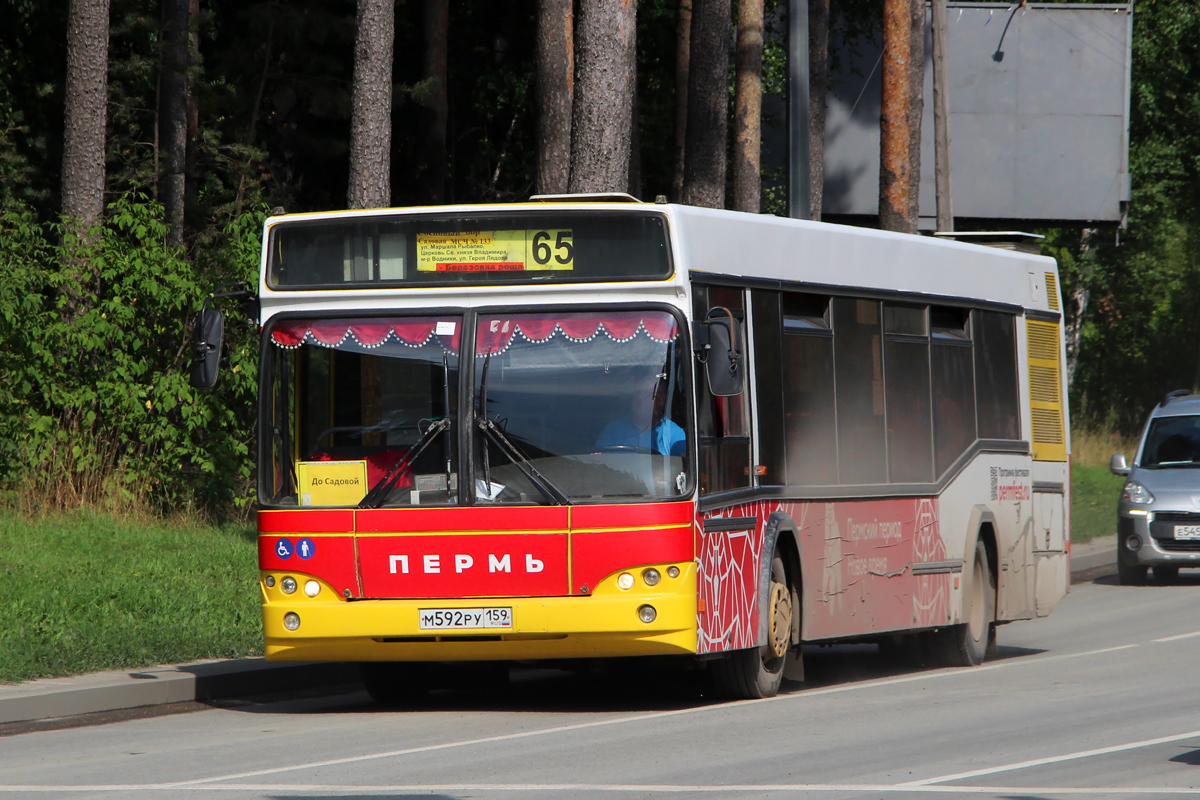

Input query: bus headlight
[642,568,661,586]
[283,612,301,631]
[637,604,657,623]
[304,580,320,597]
[281,576,297,594]
[617,573,634,590]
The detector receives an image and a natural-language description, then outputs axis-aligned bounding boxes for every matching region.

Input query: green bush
[0,196,264,517]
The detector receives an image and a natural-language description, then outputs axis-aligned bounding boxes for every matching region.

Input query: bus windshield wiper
[476,353,568,505]
[357,417,449,509]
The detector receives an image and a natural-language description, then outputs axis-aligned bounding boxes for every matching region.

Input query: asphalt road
[4,571,1200,799]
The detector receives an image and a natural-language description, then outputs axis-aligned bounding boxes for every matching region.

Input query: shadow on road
[1170,748,1200,766]
[212,636,1050,717]
[1090,571,1200,587]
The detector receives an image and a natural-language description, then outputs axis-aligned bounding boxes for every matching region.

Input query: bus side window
[974,311,1021,440]
[884,303,933,483]
[833,298,887,484]
[694,285,751,495]
[931,306,977,474]
[781,292,836,486]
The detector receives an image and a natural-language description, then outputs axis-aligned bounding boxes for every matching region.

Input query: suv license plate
[1174,525,1200,540]
[419,607,513,630]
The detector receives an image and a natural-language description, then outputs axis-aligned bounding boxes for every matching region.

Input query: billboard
[821,3,1133,226]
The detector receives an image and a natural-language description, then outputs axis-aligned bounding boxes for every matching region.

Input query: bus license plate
[1175,526,1200,540]
[419,607,513,630]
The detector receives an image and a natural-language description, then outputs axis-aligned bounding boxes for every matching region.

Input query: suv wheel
[1117,558,1147,586]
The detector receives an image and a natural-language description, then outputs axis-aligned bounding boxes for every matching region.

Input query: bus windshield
[262,310,693,507]
[263,316,462,508]
[473,310,692,504]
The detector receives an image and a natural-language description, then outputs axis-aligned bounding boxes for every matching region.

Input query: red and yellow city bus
[209,197,1070,700]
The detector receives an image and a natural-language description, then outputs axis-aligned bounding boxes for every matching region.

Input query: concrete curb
[0,658,359,725]
[1070,534,1117,582]
[1071,547,1117,578]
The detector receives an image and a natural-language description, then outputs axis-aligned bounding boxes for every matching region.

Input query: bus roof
[260,201,1059,315]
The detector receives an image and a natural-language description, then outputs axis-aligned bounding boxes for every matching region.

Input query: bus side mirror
[190,304,225,389]
[702,308,744,397]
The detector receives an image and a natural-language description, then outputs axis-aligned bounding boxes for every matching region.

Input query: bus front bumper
[262,563,698,662]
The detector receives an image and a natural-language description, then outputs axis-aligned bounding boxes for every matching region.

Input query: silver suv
[1112,391,1200,584]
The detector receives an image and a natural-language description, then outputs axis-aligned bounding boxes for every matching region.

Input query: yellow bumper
[262,562,698,662]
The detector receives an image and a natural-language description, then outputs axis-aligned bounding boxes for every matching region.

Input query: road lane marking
[1153,630,1200,643]
[157,640,1154,787]
[902,727,1200,786]
[7,783,1200,794]
[0,633,1184,793]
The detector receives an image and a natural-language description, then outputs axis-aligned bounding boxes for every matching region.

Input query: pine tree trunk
[535,0,573,195]
[568,0,637,194]
[671,0,692,202]
[629,59,642,198]
[347,0,394,210]
[732,0,763,213]
[808,0,829,219]
[683,0,731,209]
[185,0,201,220]
[878,0,919,233]
[422,0,448,204]
[61,0,111,234]
[160,0,188,246]
[906,0,924,224]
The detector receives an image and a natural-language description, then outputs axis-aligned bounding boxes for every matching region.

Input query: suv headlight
[1122,482,1155,504]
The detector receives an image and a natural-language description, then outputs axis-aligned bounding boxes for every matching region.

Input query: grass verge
[0,511,261,684]
[1069,428,1138,545]
[1071,463,1125,544]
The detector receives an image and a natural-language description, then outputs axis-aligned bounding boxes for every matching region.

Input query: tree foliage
[1056,0,1200,433]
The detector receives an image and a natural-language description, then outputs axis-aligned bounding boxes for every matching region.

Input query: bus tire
[359,662,431,707]
[932,540,994,668]
[709,556,792,699]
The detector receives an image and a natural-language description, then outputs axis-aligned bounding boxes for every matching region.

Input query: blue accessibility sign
[297,538,315,560]
[275,538,293,559]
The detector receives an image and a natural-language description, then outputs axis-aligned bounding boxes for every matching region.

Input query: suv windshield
[473,310,692,504]
[1141,415,1200,467]
[263,316,461,507]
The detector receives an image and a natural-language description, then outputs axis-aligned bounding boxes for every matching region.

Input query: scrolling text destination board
[416,230,574,272]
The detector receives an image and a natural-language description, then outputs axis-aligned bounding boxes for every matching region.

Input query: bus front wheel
[709,555,795,699]
[359,662,432,707]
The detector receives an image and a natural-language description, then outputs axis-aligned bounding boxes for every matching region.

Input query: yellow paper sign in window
[296,460,369,507]
[416,229,574,272]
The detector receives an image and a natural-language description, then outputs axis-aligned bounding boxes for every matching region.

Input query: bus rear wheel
[932,540,994,668]
[709,555,794,699]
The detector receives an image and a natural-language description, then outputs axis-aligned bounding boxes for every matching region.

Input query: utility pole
[788,0,810,219]
[931,0,954,232]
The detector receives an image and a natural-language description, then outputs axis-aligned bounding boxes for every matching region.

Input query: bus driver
[595,373,687,457]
